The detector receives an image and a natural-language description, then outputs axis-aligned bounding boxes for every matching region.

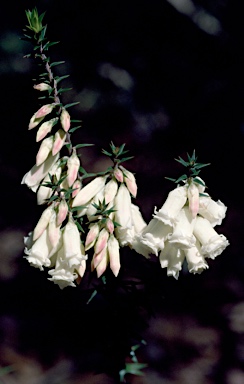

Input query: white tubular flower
[85,222,100,251]
[187,182,199,219]
[159,240,185,279]
[37,158,62,205]
[193,216,229,259]
[21,153,59,192]
[67,151,80,187]
[33,204,54,241]
[114,183,132,229]
[154,185,187,226]
[168,206,196,249]
[131,204,147,233]
[24,229,52,271]
[139,218,172,256]
[36,136,54,166]
[36,117,58,142]
[107,235,120,277]
[52,129,66,156]
[48,210,61,248]
[63,216,86,268]
[72,176,107,207]
[184,239,209,274]
[120,166,137,197]
[198,196,227,227]
[60,108,71,132]
[104,178,118,204]
[48,246,78,289]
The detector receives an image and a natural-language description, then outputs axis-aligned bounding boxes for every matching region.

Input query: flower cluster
[137,154,229,278]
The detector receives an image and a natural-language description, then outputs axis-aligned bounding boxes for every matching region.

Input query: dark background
[1,1,244,383]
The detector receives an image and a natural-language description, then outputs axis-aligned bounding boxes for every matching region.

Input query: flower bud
[85,223,100,251]
[114,167,124,182]
[104,178,118,204]
[95,246,108,277]
[188,182,199,218]
[72,180,82,198]
[106,218,114,234]
[67,151,80,187]
[107,235,120,276]
[60,108,71,132]
[52,129,66,156]
[36,117,58,142]
[35,104,54,119]
[72,176,107,207]
[56,199,69,226]
[120,166,137,197]
[94,228,109,255]
[36,136,54,166]
[33,83,52,91]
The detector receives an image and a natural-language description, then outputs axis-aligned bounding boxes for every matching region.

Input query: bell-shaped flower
[85,222,100,251]
[48,245,78,289]
[154,185,187,226]
[33,204,54,241]
[187,182,199,219]
[60,108,71,132]
[24,229,52,271]
[52,129,66,156]
[36,117,58,142]
[21,152,60,192]
[67,150,80,187]
[104,178,118,204]
[63,215,86,268]
[159,240,185,279]
[36,159,62,205]
[198,196,227,227]
[193,216,229,259]
[48,210,61,248]
[107,235,120,276]
[184,239,209,274]
[168,206,196,249]
[36,136,54,166]
[139,218,172,257]
[72,176,107,208]
[120,166,137,198]
[56,199,69,226]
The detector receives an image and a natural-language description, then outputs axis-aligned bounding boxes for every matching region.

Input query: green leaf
[55,74,70,84]
[69,125,81,133]
[64,101,80,109]
[175,174,188,183]
[57,87,72,94]
[175,156,189,167]
[102,149,113,157]
[50,61,65,67]
[75,143,94,149]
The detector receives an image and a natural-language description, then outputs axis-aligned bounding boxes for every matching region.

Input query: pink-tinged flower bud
[60,108,71,132]
[107,235,120,276]
[72,180,82,198]
[36,117,58,142]
[92,246,107,269]
[188,182,199,219]
[28,114,45,130]
[72,176,107,207]
[67,151,80,187]
[120,166,137,198]
[33,83,52,91]
[21,153,60,192]
[85,223,100,251]
[52,129,66,156]
[94,228,109,255]
[104,178,118,204]
[56,199,68,226]
[95,247,108,278]
[77,259,86,278]
[106,218,114,234]
[33,205,54,241]
[35,104,54,119]
[114,167,124,182]
[36,136,54,166]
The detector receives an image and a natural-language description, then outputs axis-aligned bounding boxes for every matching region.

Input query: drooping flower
[120,166,137,197]
[72,176,107,207]
[52,129,66,156]
[168,206,196,249]
[183,239,209,274]
[36,117,58,142]
[138,218,172,257]
[154,185,187,226]
[66,150,80,187]
[198,196,227,227]
[36,136,54,166]
[107,235,121,276]
[24,229,52,271]
[159,240,185,279]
